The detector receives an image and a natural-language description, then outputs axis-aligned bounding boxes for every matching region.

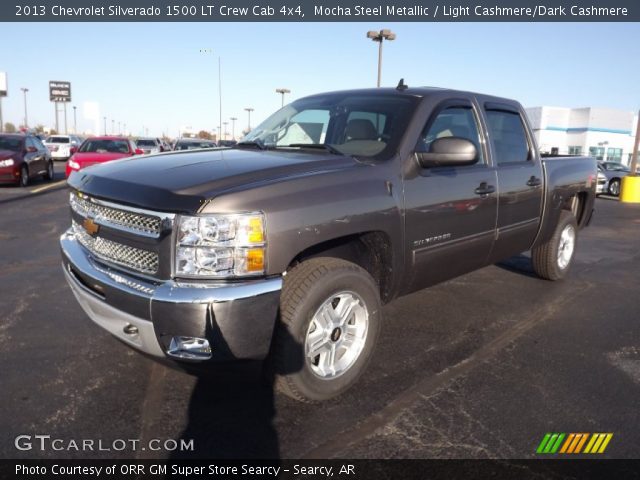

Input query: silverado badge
[83,217,100,236]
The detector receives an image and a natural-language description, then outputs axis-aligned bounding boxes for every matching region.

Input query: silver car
[598,161,630,196]
[135,137,162,155]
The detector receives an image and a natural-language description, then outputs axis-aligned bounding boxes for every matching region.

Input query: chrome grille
[70,192,162,237]
[72,221,159,274]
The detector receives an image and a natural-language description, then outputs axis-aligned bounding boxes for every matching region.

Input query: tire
[608,179,621,196]
[272,257,382,402]
[19,165,29,187]
[43,161,54,181]
[531,210,578,281]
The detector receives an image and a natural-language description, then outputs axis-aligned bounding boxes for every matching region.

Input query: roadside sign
[49,81,71,102]
[0,72,7,97]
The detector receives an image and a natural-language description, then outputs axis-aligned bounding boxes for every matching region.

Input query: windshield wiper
[237,139,266,150]
[285,143,345,156]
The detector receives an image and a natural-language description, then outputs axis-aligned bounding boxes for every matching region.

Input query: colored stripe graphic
[538,433,613,454]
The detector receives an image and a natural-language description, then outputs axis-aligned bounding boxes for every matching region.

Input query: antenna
[396,78,408,91]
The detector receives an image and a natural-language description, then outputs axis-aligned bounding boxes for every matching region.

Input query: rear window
[136,139,157,147]
[79,139,130,154]
[46,137,70,144]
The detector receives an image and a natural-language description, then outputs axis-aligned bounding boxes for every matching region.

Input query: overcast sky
[1,22,638,137]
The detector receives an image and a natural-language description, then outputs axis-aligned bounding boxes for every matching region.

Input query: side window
[26,138,36,150]
[485,110,530,164]
[418,106,484,164]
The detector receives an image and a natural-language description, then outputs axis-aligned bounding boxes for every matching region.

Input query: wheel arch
[287,231,395,304]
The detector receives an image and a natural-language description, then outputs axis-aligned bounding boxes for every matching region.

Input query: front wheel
[531,210,578,281]
[19,165,29,187]
[272,257,381,402]
[608,179,621,196]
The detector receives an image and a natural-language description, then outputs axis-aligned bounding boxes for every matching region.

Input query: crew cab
[60,85,596,402]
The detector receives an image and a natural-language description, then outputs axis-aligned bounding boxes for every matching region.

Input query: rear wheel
[272,257,381,402]
[43,161,54,181]
[608,179,621,196]
[531,210,578,281]
[19,165,29,187]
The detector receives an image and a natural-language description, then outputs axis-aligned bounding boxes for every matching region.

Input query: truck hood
[67,148,359,213]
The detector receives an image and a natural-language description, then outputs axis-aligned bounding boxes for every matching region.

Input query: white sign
[0,72,7,97]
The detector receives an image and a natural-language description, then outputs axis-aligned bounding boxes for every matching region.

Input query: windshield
[46,137,70,144]
[79,139,130,154]
[241,93,418,159]
[0,137,23,152]
[136,139,157,147]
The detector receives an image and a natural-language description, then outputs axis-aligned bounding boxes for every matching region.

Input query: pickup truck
[61,84,596,402]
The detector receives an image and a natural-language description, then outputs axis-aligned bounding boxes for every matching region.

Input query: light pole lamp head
[367,30,380,40]
[276,88,291,94]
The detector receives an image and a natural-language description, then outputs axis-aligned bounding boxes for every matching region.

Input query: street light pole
[366,29,396,87]
[103,117,107,135]
[112,119,115,135]
[230,117,237,140]
[276,88,291,108]
[245,107,254,131]
[73,106,77,133]
[223,121,228,140]
[20,87,29,128]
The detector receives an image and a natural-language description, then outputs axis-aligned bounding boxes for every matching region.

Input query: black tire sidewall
[283,263,381,401]
[20,165,29,187]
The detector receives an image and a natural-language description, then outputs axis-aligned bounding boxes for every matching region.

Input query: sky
[1,22,638,138]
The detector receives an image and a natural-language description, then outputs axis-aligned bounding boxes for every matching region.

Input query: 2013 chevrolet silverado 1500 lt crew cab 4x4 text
[61,84,597,402]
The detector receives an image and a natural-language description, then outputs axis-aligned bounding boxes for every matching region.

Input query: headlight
[0,159,14,167]
[68,160,80,170]
[175,213,266,277]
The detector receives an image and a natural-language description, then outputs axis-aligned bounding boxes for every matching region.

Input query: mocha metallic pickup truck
[61,85,596,402]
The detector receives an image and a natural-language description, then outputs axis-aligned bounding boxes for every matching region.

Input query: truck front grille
[72,221,159,274]
[70,192,162,237]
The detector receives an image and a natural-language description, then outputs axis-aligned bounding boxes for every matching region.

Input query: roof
[299,85,518,106]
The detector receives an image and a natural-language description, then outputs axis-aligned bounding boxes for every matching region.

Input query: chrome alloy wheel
[305,291,369,379]
[557,224,576,269]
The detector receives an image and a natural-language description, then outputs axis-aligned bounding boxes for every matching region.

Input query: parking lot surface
[0,190,638,459]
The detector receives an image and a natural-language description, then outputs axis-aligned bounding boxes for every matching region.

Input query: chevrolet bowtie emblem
[83,217,100,236]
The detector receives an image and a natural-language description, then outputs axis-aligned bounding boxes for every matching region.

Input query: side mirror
[416,137,478,168]
[70,146,78,154]
[134,148,144,155]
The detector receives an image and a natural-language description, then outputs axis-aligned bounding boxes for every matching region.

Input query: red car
[66,136,143,178]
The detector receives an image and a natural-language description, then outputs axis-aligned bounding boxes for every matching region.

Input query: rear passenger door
[484,104,544,262]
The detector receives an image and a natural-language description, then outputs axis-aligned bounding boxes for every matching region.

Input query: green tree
[197,130,212,140]
[4,122,16,133]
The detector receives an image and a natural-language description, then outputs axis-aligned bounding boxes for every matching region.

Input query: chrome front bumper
[60,229,282,362]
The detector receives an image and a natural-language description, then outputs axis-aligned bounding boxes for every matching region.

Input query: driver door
[403,100,498,293]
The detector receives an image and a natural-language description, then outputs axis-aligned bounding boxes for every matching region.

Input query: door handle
[474,182,495,196]
[527,176,542,187]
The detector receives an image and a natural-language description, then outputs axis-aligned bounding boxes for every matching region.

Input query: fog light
[167,336,212,360]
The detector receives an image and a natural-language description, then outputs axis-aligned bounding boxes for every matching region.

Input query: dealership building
[525,106,638,165]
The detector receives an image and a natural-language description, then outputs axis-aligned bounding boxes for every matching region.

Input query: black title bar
[3,0,639,22]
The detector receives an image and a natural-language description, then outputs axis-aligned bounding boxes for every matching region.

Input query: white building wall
[525,106,637,164]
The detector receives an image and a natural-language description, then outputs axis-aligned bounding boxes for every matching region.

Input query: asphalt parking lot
[0,188,639,460]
